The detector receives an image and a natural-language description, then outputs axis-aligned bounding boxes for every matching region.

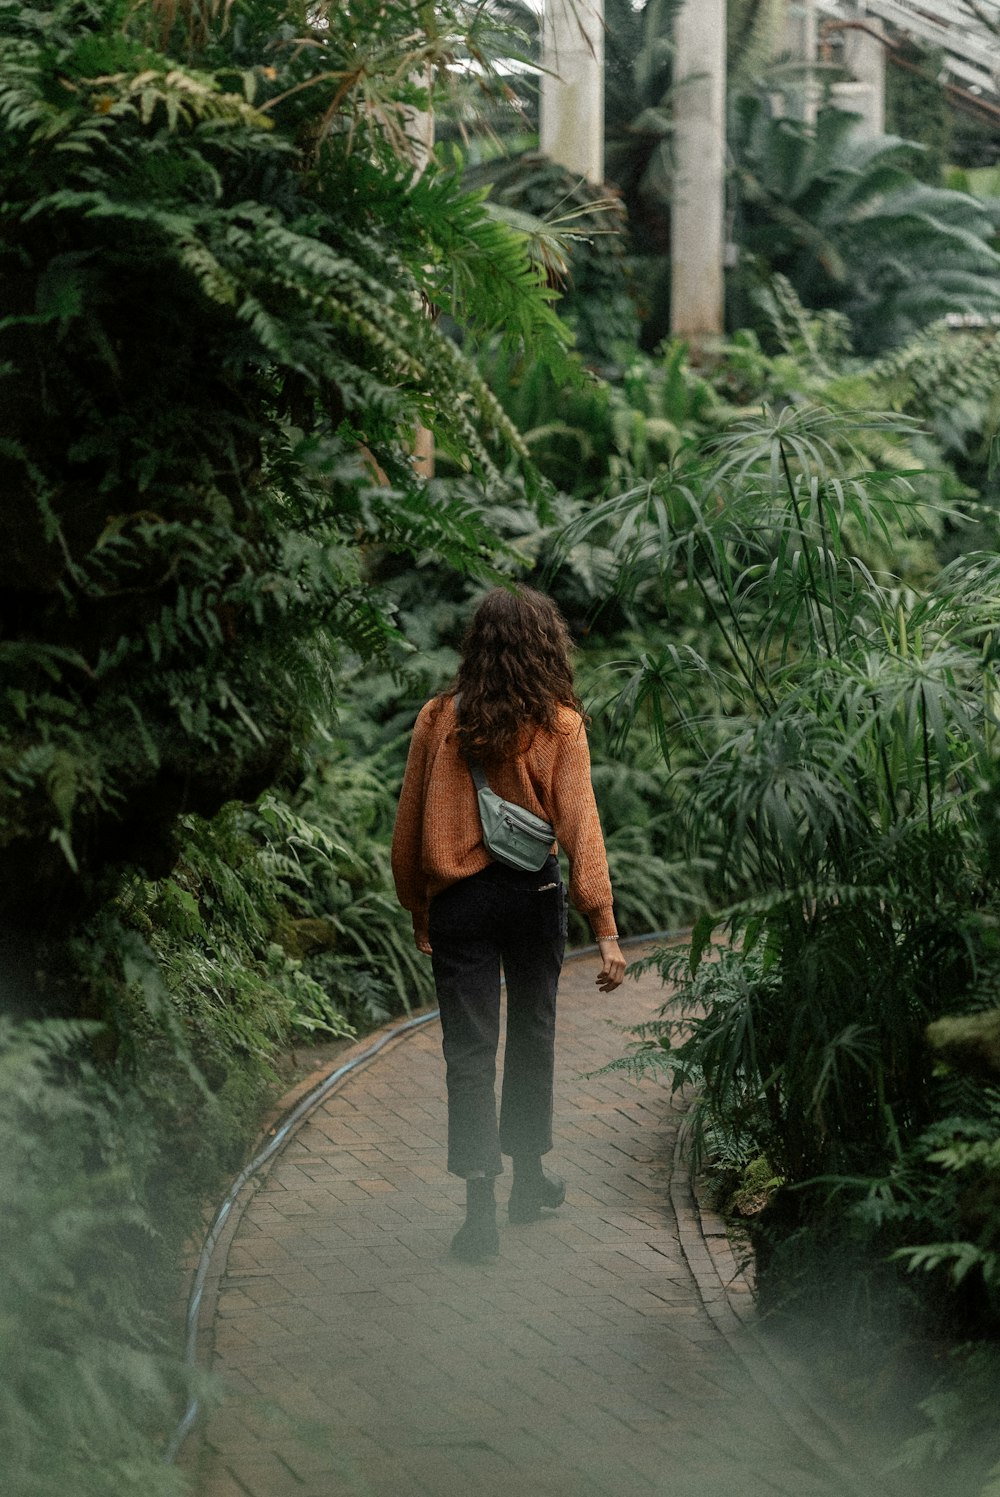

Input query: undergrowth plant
[0,0,566,939]
[731,98,1000,352]
[578,402,1000,1269]
[255,753,436,1021]
[0,1018,197,1497]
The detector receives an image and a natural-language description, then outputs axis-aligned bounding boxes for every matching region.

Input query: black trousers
[428,854,567,1179]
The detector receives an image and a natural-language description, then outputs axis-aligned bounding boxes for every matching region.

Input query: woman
[391,586,625,1263]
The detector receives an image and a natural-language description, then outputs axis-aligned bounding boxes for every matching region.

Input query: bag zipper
[500,806,553,842]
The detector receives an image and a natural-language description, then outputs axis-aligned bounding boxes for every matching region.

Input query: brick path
[187,951,890,1497]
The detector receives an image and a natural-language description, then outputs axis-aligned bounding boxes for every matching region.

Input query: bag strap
[454,692,554,853]
[466,756,488,793]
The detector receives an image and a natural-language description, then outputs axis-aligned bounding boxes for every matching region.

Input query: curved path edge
[169,1007,441,1461]
[669,1127,909,1497]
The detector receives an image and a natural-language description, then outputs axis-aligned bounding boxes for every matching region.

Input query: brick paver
[188,951,887,1497]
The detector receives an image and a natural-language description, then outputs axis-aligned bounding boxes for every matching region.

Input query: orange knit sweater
[391,695,616,944]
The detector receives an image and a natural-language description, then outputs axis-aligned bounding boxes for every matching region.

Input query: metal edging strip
[163,1008,440,1462]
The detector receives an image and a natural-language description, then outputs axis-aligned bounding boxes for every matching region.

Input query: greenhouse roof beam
[817,0,1000,99]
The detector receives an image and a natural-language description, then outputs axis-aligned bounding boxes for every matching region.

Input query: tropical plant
[0,2,571,1492]
[730,98,1000,351]
[0,1018,198,1497]
[733,281,1000,550]
[872,321,1000,470]
[434,0,540,164]
[483,336,726,507]
[727,0,788,93]
[829,1048,1000,1490]
[579,401,1000,1485]
[0,0,566,953]
[256,754,436,1019]
[575,402,1000,1192]
[462,153,640,363]
[883,38,954,184]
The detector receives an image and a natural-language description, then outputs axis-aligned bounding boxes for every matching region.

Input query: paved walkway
[187,950,894,1497]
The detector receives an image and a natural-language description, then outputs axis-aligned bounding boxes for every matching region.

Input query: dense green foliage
[884,39,954,183]
[600,2,1000,354]
[730,98,1000,351]
[1,1019,195,1497]
[5,2,1000,1490]
[588,400,1000,1485]
[0,0,567,934]
[464,154,640,363]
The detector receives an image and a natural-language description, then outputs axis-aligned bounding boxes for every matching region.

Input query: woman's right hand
[596,937,625,992]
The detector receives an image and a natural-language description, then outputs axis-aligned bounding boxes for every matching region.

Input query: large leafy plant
[0,1017,198,1497]
[731,98,1000,351]
[575,404,1000,1188]
[0,2,569,1490]
[580,399,1000,1474]
[0,0,566,945]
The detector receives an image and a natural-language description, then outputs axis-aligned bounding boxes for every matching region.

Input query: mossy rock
[274,916,338,959]
[730,1155,783,1218]
[927,1011,1000,1079]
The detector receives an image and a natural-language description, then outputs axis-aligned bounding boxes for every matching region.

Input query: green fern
[0,0,568,915]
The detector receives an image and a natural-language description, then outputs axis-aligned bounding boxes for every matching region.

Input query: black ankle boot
[508,1157,566,1224]
[450,1176,499,1262]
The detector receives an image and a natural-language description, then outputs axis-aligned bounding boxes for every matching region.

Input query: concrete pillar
[782,0,818,124]
[540,0,604,185]
[670,0,727,344]
[838,20,886,137]
[783,0,817,62]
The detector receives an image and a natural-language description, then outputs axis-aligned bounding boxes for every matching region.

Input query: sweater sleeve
[391,707,432,941]
[547,716,617,940]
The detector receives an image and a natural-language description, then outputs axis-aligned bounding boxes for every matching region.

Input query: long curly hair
[450,586,582,763]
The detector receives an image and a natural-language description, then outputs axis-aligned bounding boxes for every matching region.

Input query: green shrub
[0,1019,199,1497]
[588,401,1000,1213]
[591,403,1000,1487]
[0,4,567,1492]
[0,0,561,934]
[730,99,1000,352]
[255,757,436,1019]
